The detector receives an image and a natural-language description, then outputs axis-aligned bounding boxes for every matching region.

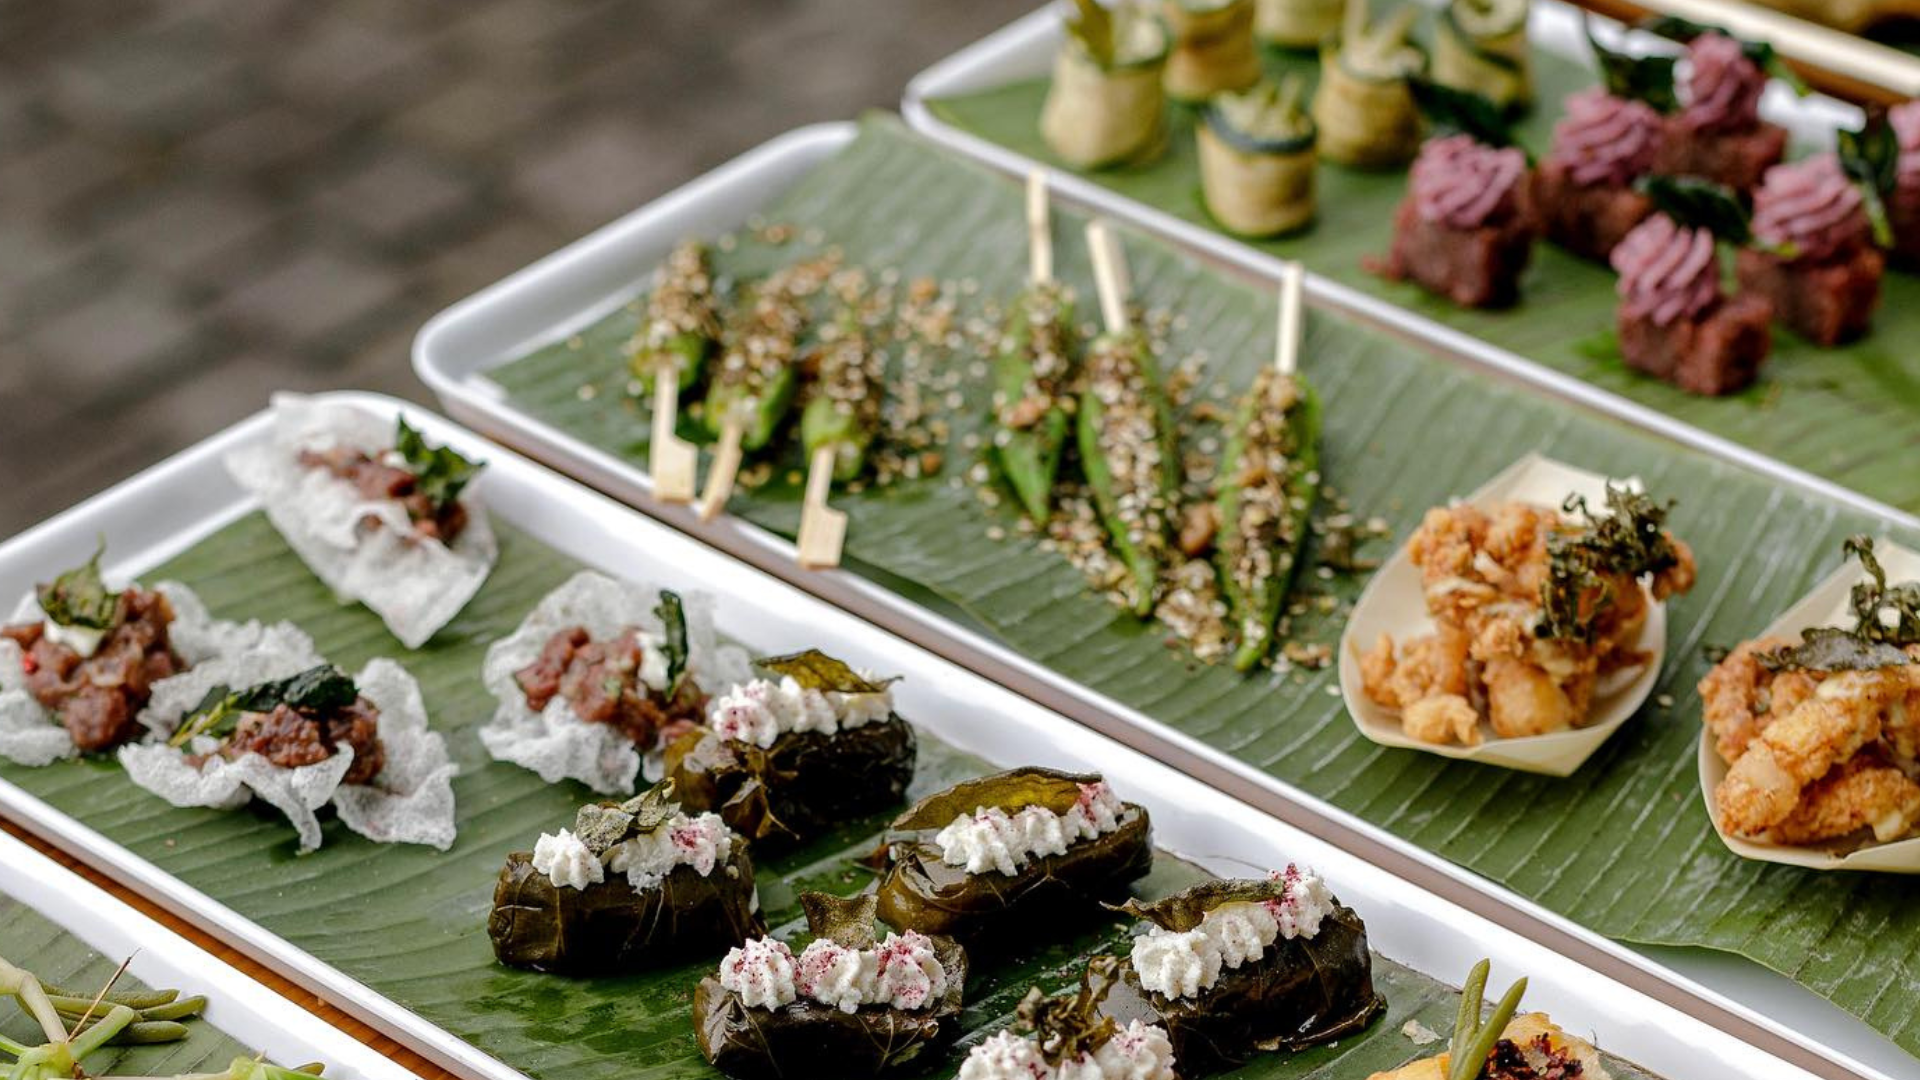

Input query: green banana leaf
[926,26,1920,514]
[0,896,253,1073]
[485,115,1920,1060]
[0,513,1655,1079]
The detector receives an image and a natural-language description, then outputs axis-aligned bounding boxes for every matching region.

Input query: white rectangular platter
[0,829,409,1080]
[0,392,1842,1080]
[408,120,1917,1080]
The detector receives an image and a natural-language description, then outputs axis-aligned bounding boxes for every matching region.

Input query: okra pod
[990,281,1078,522]
[626,240,719,394]
[1215,367,1321,670]
[704,255,835,452]
[800,311,884,483]
[1078,328,1179,617]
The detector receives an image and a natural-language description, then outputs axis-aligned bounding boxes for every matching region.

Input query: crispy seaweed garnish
[573,780,683,857]
[890,766,1099,831]
[1584,16,1677,113]
[1840,112,1900,249]
[1109,877,1288,933]
[1018,956,1123,1066]
[170,664,357,748]
[1763,536,1920,673]
[755,649,894,694]
[1536,485,1679,643]
[37,539,118,631]
[394,415,483,513]
[800,892,879,950]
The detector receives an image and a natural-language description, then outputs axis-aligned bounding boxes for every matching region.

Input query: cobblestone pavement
[0,0,1032,537]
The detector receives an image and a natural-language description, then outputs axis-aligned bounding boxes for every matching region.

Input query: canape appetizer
[796,297,886,567]
[959,956,1177,1080]
[694,892,966,1080]
[479,570,751,795]
[1888,101,1920,266]
[628,240,721,503]
[1198,76,1318,238]
[1372,84,1534,309]
[1366,960,1612,1080]
[697,253,838,520]
[1042,0,1171,170]
[990,173,1079,523]
[875,767,1153,941]
[1359,485,1695,747]
[1650,27,1787,191]
[489,780,763,975]
[1432,0,1532,114]
[1081,221,1178,617]
[1162,0,1261,102]
[120,648,457,852]
[1254,0,1342,50]
[1310,3,1426,169]
[1736,153,1884,346]
[1214,265,1320,670]
[227,394,495,649]
[1531,27,1669,262]
[1701,537,1920,849]
[666,648,916,845]
[1104,866,1384,1074]
[1611,178,1773,395]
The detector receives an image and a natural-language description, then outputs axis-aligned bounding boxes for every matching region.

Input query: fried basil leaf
[1636,176,1754,246]
[170,664,357,748]
[394,416,483,513]
[37,540,118,630]
[574,780,682,856]
[1018,956,1121,1066]
[1585,17,1677,113]
[1410,78,1518,149]
[1763,537,1920,673]
[1840,115,1899,248]
[1111,878,1289,933]
[800,891,878,950]
[754,648,891,694]
[1761,627,1912,674]
[655,590,690,694]
[1537,484,1680,643]
[890,766,1098,831]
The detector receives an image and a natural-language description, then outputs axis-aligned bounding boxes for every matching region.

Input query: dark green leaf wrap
[665,715,917,846]
[1104,902,1385,1075]
[487,845,763,976]
[692,935,966,1080]
[1214,371,1321,671]
[990,283,1078,523]
[875,802,1152,942]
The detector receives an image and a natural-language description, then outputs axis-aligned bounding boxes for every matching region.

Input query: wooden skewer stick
[696,412,745,522]
[1086,219,1131,336]
[1624,0,1920,100]
[1275,261,1304,377]
[649,365,699,502]
[1027,169,1053,286]
[796,445,848,569]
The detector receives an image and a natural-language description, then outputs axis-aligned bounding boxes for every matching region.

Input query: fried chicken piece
[1652,537,1697,600]
[1484,657,1579,739]
[1405,695,1483,747]
[1697,636,1801,763]
[1359,628,1470,710]
[1770,752,1920,845]
[1715,668,1905,837]
[1880,644,1920,769]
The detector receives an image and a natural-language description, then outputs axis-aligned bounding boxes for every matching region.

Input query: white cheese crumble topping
[707,673,893,749]
[958,1020,1177,1080]
[531,812,733,892]
[729,930,949,1014]
[531,828,603,891]
[1130,865,1336,1000]
[42,619,107,660]
[935,781,1124,876]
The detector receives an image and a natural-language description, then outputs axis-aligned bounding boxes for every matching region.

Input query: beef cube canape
[1612,209,1771,396]
[1654,32,1786,191]
[1736,154,1884,346]
[1533,87,1663,262]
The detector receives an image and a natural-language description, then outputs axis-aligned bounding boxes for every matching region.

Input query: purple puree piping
[1676,32,1764,134]
[1750,154,1869,263]
[1549,87,1663,187]
[1410,134,1527,230]
[1612,214,1722,326]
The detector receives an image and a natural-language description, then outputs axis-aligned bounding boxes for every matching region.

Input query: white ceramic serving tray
[0,392,1857,1080]
[410,123,1916,1080]
[1338,455,1666,776]
[1696,540,1920,874]
[0,829,407,1080]
[900,0,1919,539]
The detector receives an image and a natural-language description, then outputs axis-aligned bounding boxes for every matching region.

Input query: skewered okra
[991,281,1078,523]
[1079,327,1179,617]
[1215,367,1321,670]
[627,240,720,394]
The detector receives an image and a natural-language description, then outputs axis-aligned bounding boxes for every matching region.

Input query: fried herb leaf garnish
[800,891,879,951]
[1536,485,1679,643]
[37,540,119,630]
[170,664,357,748]
[574,780,682,856]
[1636,176,1757,247]
[1638,14,1808,95]
[655,590,690,695]
[1585,17,1678,113]
[1762,536,1920,673]
[890,766,1098,831]
[1410,78,1519,150]
[1840,113,1900,249]
[1109,878,1288,933]
[1018,955,1123,1067]
[1065,0,1116,67]
[754,649,892,694]
[394,416,483,513]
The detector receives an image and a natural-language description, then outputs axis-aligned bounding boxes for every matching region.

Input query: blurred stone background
[0,0,1033,537]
